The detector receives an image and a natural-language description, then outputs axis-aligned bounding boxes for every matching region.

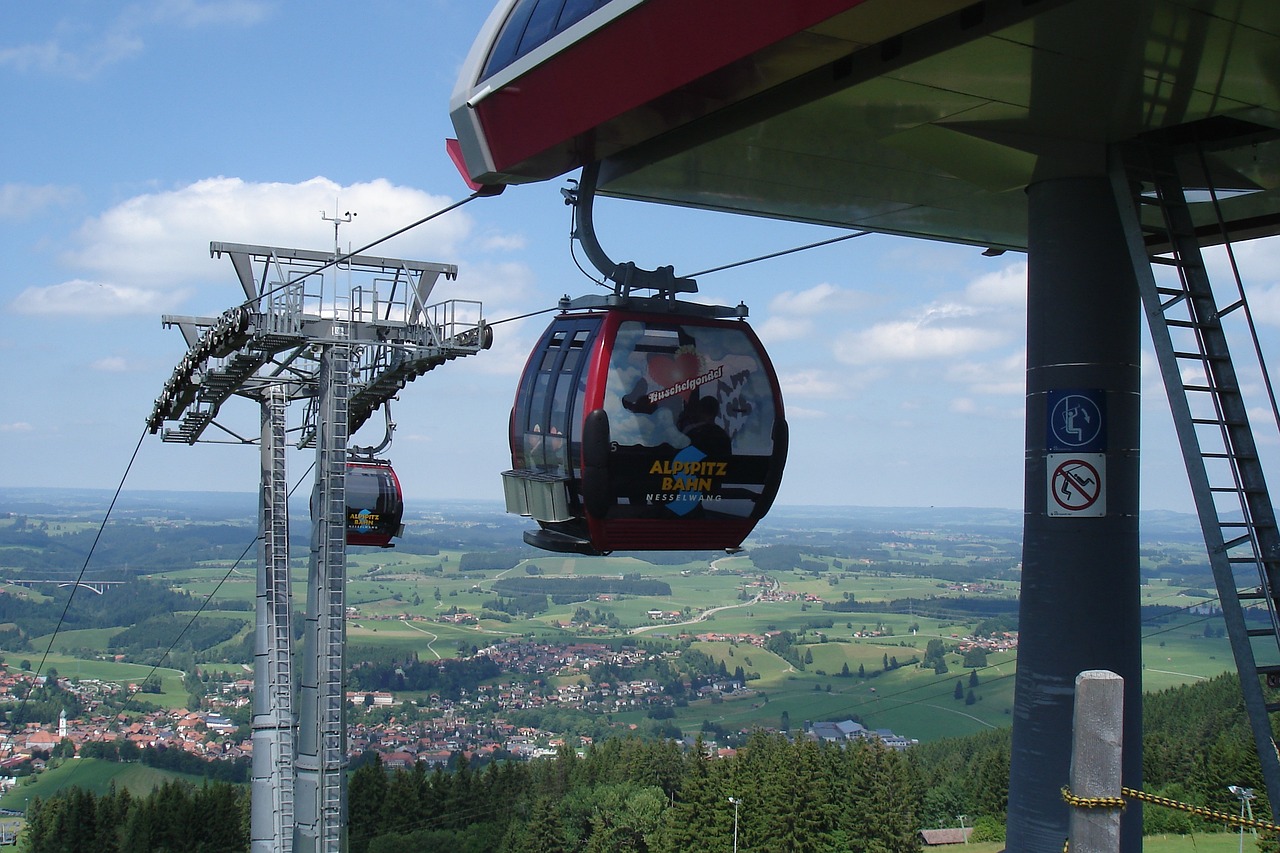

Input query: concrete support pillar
[1068,670,1125,853]
[1006,174,1143,852]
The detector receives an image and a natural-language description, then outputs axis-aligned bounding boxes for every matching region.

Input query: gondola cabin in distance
[345,460,405,548]
[502,304,787,554]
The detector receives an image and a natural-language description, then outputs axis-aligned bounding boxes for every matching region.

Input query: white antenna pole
[320,202,356,257]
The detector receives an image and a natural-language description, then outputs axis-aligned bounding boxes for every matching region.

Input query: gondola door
[503,315,603,550]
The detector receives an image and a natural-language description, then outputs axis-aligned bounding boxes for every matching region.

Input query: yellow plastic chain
[1058,785,1280,852]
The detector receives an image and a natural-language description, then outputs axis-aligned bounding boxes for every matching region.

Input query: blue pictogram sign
[1047,389,1106,452]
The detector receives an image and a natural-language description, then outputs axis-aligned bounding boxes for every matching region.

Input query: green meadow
[0,757,212,814]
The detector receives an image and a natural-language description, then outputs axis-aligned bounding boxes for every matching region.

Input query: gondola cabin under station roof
[455,0,1280,848]
[503,298,787,555]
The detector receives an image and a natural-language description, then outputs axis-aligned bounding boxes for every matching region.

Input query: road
[629,567,777,635]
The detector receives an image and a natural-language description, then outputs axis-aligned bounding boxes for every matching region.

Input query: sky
[6,1,1280,515]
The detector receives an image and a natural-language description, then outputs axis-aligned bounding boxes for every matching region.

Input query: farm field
[335,548,1223,742]
[0,757,212,814]
[126,543,1232,743]
[0,496,1230,747]
[8,646,186,704]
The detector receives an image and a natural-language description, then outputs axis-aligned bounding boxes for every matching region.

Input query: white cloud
[830,260,1024,368]
[0,423,34,433]
[783,405,828,419]
[834,321,1000,364]
[946,351,1025,395]
[476,231,528,252]
[1139,349,1175,404]
[761,282,864,342]
[917,300,978,322]
[150,0,273,28]
[64,175,473,288]
[426,258,548,379]
[965,261,1027,307]
[777,369,843,398]
[0,33,141,79]
[1244,284,1280,327]
[91,356,130,372]
[434,260,536,307]
[11,279,191,317]
[16,175,536,325]
[768,281,863,315]
[946,397,1023,421]
[1,2,270,79]
[0,183,79,220]
[757,315,815,343]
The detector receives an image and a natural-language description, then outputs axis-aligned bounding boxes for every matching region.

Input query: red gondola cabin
[503,306,787,554]
[346,461,405,548]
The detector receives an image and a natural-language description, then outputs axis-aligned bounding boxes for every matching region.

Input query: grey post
[1068,670,1125,853]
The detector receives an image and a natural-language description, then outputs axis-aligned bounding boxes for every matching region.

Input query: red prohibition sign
[1051,459,1101,510]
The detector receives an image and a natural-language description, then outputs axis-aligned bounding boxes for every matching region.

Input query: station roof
[451,0,1280,250]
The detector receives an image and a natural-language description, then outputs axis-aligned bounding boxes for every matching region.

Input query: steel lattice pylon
[150,239,489,853]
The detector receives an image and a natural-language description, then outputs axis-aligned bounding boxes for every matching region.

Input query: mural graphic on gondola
[602,320,777,520]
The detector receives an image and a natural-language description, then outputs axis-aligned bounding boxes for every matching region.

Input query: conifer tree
[193,782,249,852]
[512,795,569,853]
[22,795,59,853]
[94,784,130,853]
[654,737,729,853]
[349,753,389,853]
[381,766,424,837]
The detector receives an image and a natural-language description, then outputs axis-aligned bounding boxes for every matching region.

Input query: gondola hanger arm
[562,161,699,300]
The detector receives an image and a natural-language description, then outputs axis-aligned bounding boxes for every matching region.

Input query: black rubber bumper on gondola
[523,526,607,556]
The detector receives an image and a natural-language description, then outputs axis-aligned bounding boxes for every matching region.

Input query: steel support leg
[295,344,350,853]
[252,385,294,852]
[1007,175,1144,852]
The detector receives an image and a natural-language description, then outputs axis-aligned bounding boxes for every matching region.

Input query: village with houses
[0,613,981,795]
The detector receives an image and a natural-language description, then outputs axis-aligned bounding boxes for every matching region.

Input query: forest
[347,654,503,697]
[18,671,1277,852]
[0,580,202,650]
[21,780,247,853]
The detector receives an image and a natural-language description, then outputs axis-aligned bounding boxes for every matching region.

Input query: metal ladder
[264,384,294,850]
[318,343,349,853]
[1111,141,1280,811]
[295,342,351,853]
[262,384,295,852]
